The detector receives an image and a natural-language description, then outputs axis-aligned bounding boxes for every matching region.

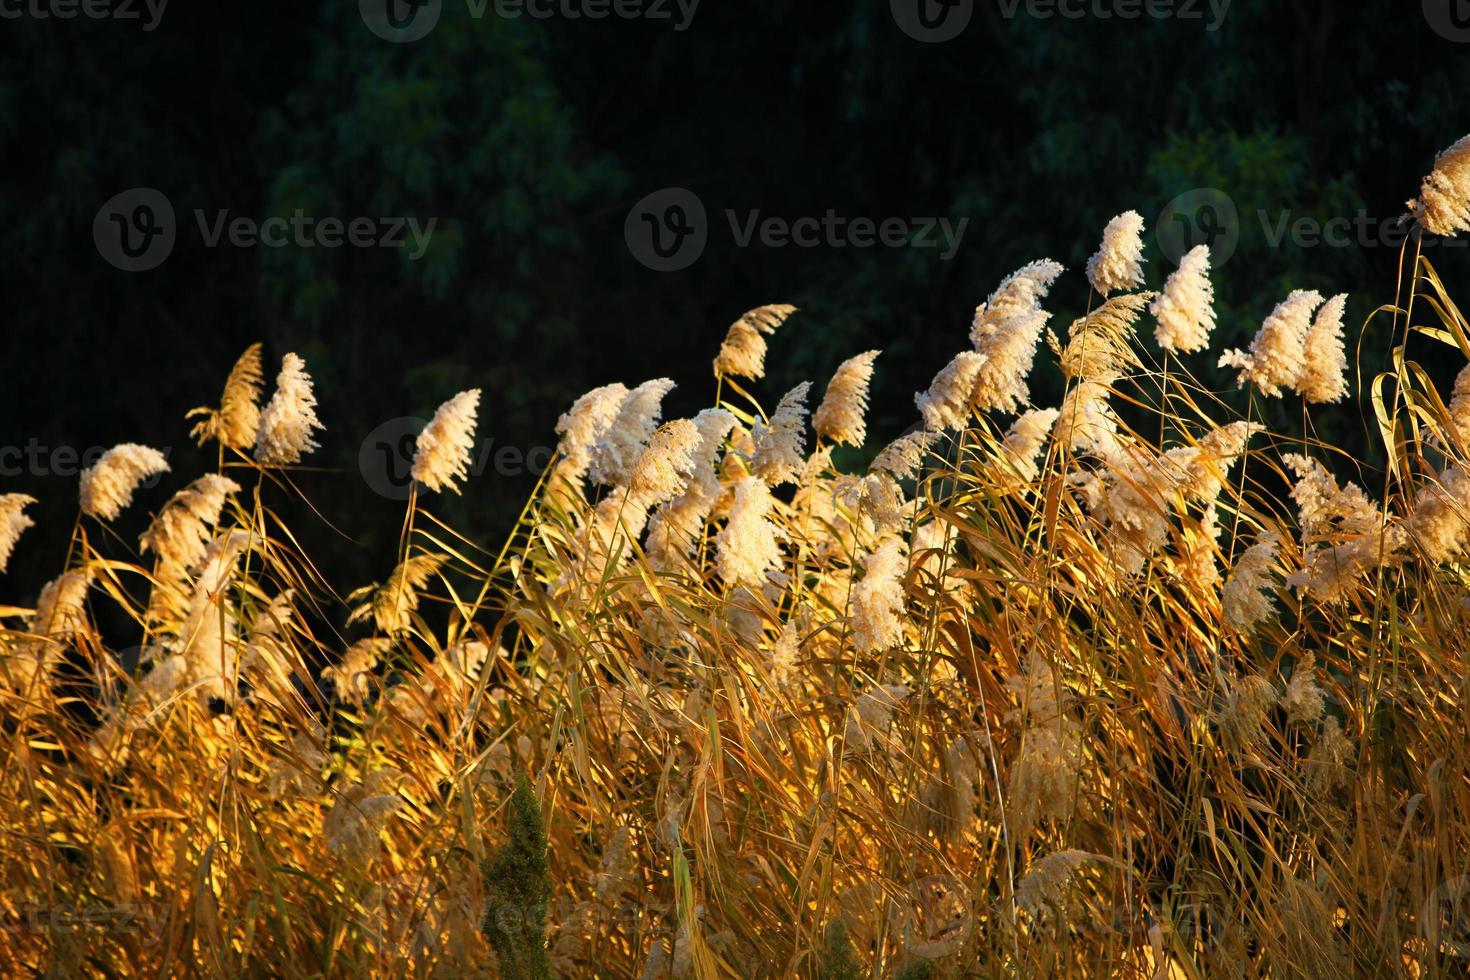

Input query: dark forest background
[3,0,1469,605]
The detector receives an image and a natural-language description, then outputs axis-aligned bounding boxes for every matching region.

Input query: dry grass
[5,161,1470,978]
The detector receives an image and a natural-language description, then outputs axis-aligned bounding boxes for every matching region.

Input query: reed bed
[5,136,1470,977]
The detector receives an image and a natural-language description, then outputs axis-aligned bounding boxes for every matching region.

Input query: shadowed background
[2,0,1467,605]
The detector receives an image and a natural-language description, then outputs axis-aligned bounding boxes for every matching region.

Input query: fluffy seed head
[644,409,737,568]
[80,444,170,521]
[140,474,241,571]
[1086,210,1146,296]
[1299,294,1349,404]
[813,350,879,447]
[1411,133,1470,237]
[767,621,800,690]
[188,343,264,451]
[715,476,785,587]
[1151,245,1215,353]
[713,304,796,380]
[254,353,324,465]
[916,352,988,431]
[348,553,446,636]
[1222,537,1279,633]
[1282,454,1380,540]
[553,382,628,489]
[871,430,940,481]
[1281,653,1326,726]
[1407,466,1470,564]
[998,408,1059,486]
[0,494,36,573]
[1213,673,1277,750]
[1060,293,1151,384]
[412,389,481,494]
[968,260,1063,413]
[1218,290,1323,397]
[751,382,811,486]
[971,260,1065,340]
[1056,381,1120,458]
[588,379,676,488]
[628,419,702,506]
[851,536,908,653]
[1449,362,1470,448]
[324,769,405,858]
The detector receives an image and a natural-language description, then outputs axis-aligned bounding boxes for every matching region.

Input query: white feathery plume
[0,494,36,573]
[80,444,170,521]
[916,352,988,431]
[140,474,241,572]
[813,350,879,447]
[1056,381,1120,459]
[1086,211,1146,296]
[412,389,481,494]
[627,419,702,508]
[254,352,325,465]
[645,409,736,568]
[713,304,797,380]
[1299,294,1349,404]
[850,535,908,653]
[554,382,629,484]
[997,408,1059,486]
[970,260,1065,343]
[1218,290,1323,397]
[1411,133,1470,237]
[751,382,810,486]
[715,476,785,587]
[968,260,1064,414]
[588,378,676,488]
[1151,245,1215,354]
[870,430,940,481]
[1449,362,1470,447]
[1222,537,1279,633]
[1407,466,1470,564]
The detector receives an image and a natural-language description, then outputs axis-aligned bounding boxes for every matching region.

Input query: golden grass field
[5,136,1470,978]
